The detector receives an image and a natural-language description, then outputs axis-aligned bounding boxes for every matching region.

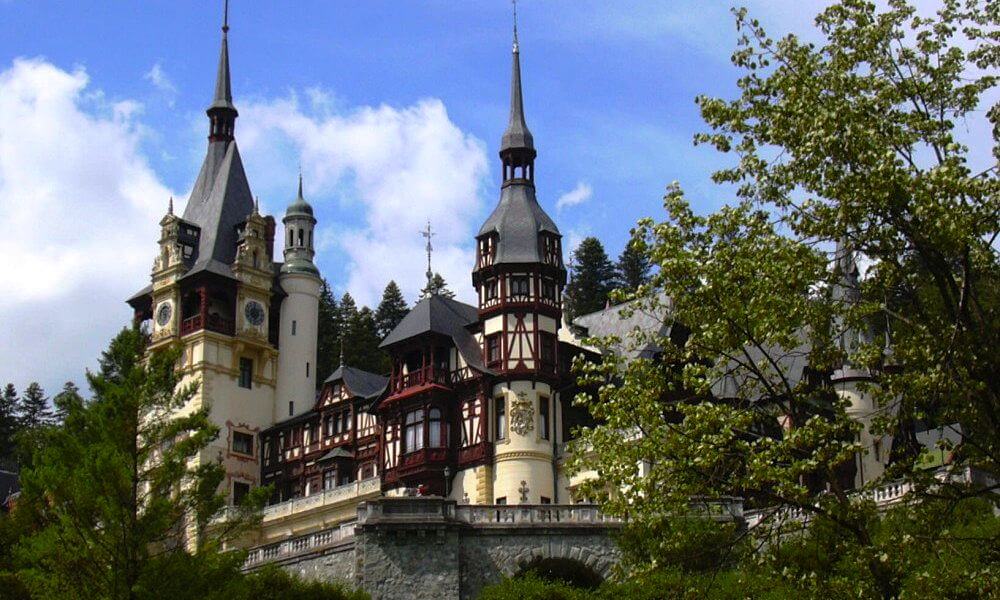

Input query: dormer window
[509,276,529,298]
[485,279,498,301]
[478,235,496,267]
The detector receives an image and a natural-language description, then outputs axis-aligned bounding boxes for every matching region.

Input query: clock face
[244,300,265,327]
[155,302,172,327]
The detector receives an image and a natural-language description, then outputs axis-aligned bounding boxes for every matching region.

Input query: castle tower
[829,238,887,487]
[471,24,567,504]
[275,174,321,419]
[127,5,280,506]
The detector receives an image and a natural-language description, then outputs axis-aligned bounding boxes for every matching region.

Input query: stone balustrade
[244,520,357,568]
[262,477,380,520]
[454,504,620,526]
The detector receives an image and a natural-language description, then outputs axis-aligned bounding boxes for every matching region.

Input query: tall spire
[421,221,435,295]
[500,0,534,157]
[207,0,238,141]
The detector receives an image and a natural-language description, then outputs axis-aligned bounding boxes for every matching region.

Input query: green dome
[286,174,314,218]
[281,257,320,276]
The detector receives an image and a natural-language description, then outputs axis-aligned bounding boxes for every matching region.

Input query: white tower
[276,175,321,419]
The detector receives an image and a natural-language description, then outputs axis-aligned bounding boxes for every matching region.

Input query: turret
[276,175,321,419]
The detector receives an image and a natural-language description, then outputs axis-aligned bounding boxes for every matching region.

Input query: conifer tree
[13,327,264,598]
[17,383,52,430]
[420,273,454,299]
[615,238,652,295]
[52,382,83,425]
[564,237,616,321]
[374,281,409,339]
[315,279,341,388]
[0,384,18,463]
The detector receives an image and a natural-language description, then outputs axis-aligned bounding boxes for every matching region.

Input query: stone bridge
[245,498,623,600]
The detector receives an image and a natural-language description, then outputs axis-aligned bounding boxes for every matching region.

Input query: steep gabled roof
[476,183,559,266]
[379,295,487,373]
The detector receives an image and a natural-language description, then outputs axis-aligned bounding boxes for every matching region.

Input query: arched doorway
[515,556,604,590]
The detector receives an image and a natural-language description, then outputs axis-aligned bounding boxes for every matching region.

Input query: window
[306,362,310,378]
[297,228,304,246]
[510,275,529,297]
[292,320,297,335]
[288,229,294,247]
[429,408,444,448]
[495,397,506,441]
[485,279,498,300]
[323,469,336,491]
[361,461,375,480]
[540,496,551,504]
[540,333,556,365]
[303,425,311,446]
[539,397,550,441]
[288,401,294,417]
[486,334,502,366]
[238,358,253,389]
[342,411,350,433]
[233,481,251,506]
[324,416,333,437]
[404,409,425,452]
[496,496,507,505]
[541,280,556,300]
[232,431,253,455]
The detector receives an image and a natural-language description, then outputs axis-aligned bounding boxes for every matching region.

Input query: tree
[420,273,455,299]
[0,384,18,464]
[564,237,616,321]
[17,383,52,430]
[51,382,82,425]
[340,295,389,375]
[316,279,342,388]
[569,1,999,597]
[375,281,409,339]
[12,327,265,599]
[614,238,652,295]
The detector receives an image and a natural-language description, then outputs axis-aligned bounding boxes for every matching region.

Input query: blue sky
[1,1,978,395]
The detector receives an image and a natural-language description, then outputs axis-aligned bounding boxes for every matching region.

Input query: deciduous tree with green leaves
[569,1,999,598]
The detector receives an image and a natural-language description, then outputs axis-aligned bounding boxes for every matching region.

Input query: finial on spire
[223,0,230,34]
[512,0,519,52]
[421,221,435,295]
[253,195,260,215]
[167,196,174,216]
[298,167,304,200]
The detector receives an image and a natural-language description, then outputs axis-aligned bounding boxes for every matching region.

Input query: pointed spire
[500,1,534,156]
[167,196,174,216]
[421,221,435,295]
[512,0,519,53]
[298,168,304,201]
[253,195,260,215]
[207,0,238,141]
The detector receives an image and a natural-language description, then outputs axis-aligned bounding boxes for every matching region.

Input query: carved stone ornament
[510,391,534,436]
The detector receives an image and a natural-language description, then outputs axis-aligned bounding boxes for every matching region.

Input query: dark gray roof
[476,183,559,267]
[380,295,488,373]
[317,447,354,462]
[573,300,671,361]
[500,41,533,154]
[210,24,236,111]
[180,140,254,279]
[324,365,388,400]
[286,174,314,217]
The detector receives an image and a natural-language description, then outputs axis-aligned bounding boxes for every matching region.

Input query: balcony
[387,366,451,398]
[180,313,235,336]
[261,477,381,521]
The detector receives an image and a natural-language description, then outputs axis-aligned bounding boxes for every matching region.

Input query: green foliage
[565,237,617,320]
[231,564,369,600]
[10,326,266,599]
[569,2,999,598]
[17,382,53,430]
[339,293,390,374]
[316,278,342,388]
[614,238,652,295]
[0,383,18,463]
[477,573,588,600]
[51,381,82,424]
[421,272,455,299]
[375,280,409,339]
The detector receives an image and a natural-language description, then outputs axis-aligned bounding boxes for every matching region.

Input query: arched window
[289,229,294,247]
[428,408,444,448]
[298,228,304,246]
[404,409,424,452]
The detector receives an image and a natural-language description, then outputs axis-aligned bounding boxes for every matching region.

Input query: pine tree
[564,237,616,321]
[375,281,409,339]
[420,273,454,299]
[0,384,18,464]
[52,381,83,425]
[13,327,264,598]
[315,279,341,388]
[616,239,652,295]
[17,383,53,430]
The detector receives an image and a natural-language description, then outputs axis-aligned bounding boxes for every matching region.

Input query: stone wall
[277,539,356,586]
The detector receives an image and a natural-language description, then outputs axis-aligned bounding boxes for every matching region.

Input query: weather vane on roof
[421,221,435,294]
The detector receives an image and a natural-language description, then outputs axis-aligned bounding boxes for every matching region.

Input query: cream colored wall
[491,381,556,504]
[276,273,321,419]
[838,382,891,487]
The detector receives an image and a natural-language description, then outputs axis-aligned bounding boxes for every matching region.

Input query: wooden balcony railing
[389,366,450,395]
[180,314,235,336]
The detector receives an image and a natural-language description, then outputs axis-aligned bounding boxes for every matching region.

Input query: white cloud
[0,58,175,391]
[144,62,177,106]
[555,181,592,212]
[237,92,490,306]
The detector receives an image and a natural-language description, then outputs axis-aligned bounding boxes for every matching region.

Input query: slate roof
[324,365,388,400]
[379,295,488,373]
[500,38,534,154]
[476,184,560,269]
[180,140,254,280]
[572,300,671,361]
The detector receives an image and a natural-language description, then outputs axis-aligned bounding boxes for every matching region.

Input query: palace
[125,5,603,558]
[124,8,967,599]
